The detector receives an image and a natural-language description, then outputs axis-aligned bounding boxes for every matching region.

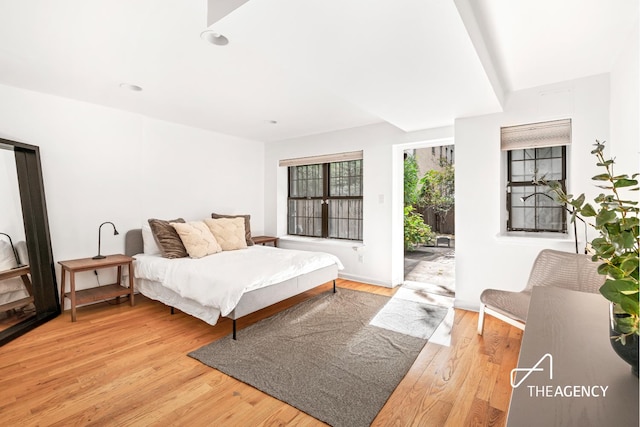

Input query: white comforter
[134,245,343,317]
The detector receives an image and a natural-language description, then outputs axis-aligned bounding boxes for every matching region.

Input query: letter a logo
[510,353,553,388]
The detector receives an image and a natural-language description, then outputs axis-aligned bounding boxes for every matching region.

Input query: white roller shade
[279,150,363,167]
[501,119,571,151]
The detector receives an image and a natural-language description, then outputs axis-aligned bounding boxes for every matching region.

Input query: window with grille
[503,119,570,233]
[287,159,363,240]
[507,147,567,232]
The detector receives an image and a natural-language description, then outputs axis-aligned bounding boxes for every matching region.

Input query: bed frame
[125,229,337,339]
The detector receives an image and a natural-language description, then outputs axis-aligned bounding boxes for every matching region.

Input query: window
[507,147,567,232]
[502,119,571,233]
[287,158,363,241]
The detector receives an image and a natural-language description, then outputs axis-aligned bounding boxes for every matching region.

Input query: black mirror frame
[0,138,60,346]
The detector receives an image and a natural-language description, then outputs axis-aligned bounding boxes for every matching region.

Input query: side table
[252,236,279,247]
[58,254,135,321]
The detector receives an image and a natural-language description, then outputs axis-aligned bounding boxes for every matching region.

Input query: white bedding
[134,245,343,320]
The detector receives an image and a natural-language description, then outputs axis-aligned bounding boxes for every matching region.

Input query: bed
[125,229,342,338]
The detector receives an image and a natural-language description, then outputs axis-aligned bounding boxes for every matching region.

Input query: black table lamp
[93,222,119,260]
[0,232,21,266]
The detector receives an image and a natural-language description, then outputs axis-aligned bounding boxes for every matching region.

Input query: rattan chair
[477,249,605,335]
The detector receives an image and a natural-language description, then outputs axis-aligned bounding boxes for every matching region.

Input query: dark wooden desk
[507,286,638,426]
[59,254,134,322]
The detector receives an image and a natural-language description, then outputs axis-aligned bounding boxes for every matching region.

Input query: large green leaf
[596,209,617,227]
[591,237,613,248]
[609,266,625,280]
[600,279,638,304]
[570,193,585,208]
[621,257,639,275]
[579,203,597,217]
[592,173,611,181]
[605,222,621,235]
[620,231,637,249]
[597,263,610,275]
[597,160,615,167]
[620,295,639,317]
[614,178,639,188]
[591,236,608,246]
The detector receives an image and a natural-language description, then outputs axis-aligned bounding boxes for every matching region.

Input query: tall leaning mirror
[0,138,59,346]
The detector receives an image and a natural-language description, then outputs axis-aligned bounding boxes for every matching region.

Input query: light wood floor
[0,279,522,426]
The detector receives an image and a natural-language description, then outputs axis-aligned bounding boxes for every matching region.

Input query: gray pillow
[210,213,254,246]
[148,218,188,258]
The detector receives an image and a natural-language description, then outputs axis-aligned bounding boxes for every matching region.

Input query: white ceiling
[0,0,636,142]
[469,0,639,92]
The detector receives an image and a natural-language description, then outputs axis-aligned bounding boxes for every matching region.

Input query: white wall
[610,19,639,171]
[454,19,639,312]
[0,83,265,300]
[264,123,453,287]
[454,73,615,310]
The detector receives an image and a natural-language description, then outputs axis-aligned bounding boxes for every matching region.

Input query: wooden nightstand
[252,236,279,247]
[58,254,135,322]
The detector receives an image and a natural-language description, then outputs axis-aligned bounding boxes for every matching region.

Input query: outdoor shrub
[404,206,434,250]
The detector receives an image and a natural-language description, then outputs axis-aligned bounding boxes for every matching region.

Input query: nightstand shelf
[65,283,130,305]
[59,254,135,321]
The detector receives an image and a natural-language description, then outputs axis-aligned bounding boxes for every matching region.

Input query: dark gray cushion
[148,218,188,258]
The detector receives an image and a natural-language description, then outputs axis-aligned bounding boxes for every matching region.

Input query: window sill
[495,231,572,244]
[278,235,365,248]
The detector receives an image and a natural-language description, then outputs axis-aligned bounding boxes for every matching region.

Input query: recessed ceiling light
[119,83,143,92]
[200,30,229,46]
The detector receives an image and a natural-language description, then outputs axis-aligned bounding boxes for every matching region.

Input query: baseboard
[338,272,395,288]
[454,298,480,312]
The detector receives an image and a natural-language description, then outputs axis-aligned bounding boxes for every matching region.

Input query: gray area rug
[189,289,448,427]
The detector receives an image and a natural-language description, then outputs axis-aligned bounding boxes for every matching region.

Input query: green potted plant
[547,141,638,376]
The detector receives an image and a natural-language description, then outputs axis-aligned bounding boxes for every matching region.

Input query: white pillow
[204,217,248,251]
[142,223,161,255]
[14,240,28,266]
[171,221,222,258]
[0,239,18,270]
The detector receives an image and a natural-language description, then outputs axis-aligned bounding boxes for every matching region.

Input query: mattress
[136,277,222,325]
[133,245,343,324]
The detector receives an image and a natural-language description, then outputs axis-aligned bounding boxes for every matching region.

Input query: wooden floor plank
[0,280,521,426]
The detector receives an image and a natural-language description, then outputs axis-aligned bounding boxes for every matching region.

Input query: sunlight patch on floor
[390,281,454,347]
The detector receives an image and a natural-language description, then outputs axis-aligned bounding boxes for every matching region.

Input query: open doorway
[403,143,455,299]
